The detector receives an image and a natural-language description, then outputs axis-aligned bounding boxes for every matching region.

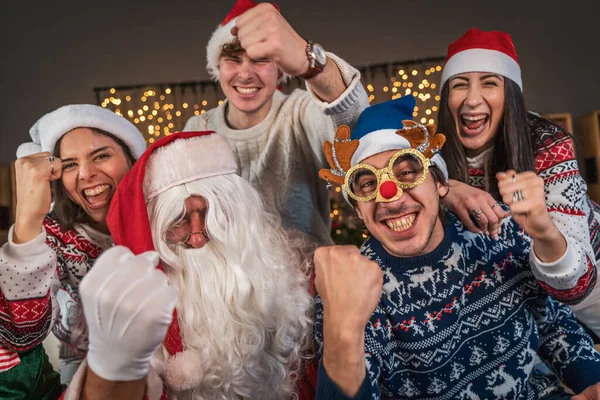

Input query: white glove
[79,246,178,381]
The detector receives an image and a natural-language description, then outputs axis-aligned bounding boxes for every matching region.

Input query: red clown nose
[380,180,398,199]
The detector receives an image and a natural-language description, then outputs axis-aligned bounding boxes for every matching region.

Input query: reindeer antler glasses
[344,148,431,202]
[318,120,445,204]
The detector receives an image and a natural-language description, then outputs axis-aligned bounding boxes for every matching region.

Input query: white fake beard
[166,239,312,400]
[147,176,314,399]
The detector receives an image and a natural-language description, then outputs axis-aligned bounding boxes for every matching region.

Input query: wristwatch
[297,40,327,80]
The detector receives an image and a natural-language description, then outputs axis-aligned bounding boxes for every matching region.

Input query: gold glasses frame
[343,148,431,202]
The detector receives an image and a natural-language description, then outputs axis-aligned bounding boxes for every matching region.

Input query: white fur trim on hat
[351,129,448,179]
[351,129,411,166]
[17,104,146,159]
[205,19,291,84]
[16,143,42,159]
[440,48,522,91]
[206,19,237,82]
[143,134,238,201]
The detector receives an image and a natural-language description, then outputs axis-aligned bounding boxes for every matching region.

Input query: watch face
[312,43,327,67]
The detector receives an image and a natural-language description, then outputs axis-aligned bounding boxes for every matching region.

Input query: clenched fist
[315,245,383,333]
[497,170,567,263]
[80,246,178,381]
[232,3,310,77]
[315,246,382,396]
[14,152,62,243]
[497,170,553,239]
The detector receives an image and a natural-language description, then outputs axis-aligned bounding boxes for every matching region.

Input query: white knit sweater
[184,53,369,245]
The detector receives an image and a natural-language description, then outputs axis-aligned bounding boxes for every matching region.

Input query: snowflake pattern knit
[315,213,600,399]
[466,114,599,305]
[0,215,110,356]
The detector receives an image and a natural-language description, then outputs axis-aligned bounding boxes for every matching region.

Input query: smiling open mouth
[460,114,489,134]
[235,87,259,94]
[82,184,112,207]
[385,213,416,232]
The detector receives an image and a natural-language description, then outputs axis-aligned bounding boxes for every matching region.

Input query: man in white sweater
[184,0,369,245]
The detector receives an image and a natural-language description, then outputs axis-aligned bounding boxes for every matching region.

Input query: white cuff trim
[6,224,46,258]
[530,237,585,290]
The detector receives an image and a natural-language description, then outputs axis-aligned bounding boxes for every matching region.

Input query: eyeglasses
[344,148,430,202]
[161,209,208,247]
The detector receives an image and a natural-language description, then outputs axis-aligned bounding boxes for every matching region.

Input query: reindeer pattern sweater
[315,213,600,400]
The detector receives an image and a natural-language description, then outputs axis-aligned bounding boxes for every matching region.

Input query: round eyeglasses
[343,148,430,202]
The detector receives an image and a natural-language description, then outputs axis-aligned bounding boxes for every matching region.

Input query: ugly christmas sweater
[0,215,111,370]
[466,113,599,306]
[315,213,600,400]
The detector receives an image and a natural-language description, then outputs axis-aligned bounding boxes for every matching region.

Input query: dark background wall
[2,0,599,163]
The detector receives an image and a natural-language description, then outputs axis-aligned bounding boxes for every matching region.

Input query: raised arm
[497,167,595,305]
[313,246,382,399]
[0,221,57,351]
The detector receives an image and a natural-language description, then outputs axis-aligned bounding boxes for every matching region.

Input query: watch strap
[297,40,325,80]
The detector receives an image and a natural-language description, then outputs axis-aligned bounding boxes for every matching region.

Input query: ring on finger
[491,201,501,210]
[512,190,525,203]
[46,156,55,172]
[471,209,483,221]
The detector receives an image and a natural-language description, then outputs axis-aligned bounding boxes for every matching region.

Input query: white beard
[146,176,314,399]
[163,240,312,400]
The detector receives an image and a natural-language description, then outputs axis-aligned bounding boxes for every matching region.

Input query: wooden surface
[544,112,574,134]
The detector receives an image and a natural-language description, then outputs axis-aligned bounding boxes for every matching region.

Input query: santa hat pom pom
[163,349,205,392]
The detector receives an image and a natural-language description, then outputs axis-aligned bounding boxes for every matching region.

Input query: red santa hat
[205,0,290,83]
[440,27,522,91]
[106,131,238,392]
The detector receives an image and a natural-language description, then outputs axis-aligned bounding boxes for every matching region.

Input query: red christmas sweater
[467,114,598,305]
[0,215,111,370]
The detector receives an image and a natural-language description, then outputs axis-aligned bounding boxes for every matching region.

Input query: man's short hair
[220,38,245,59]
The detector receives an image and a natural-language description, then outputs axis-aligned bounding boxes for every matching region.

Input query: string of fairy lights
[95,56,445,144]
[98,84,226,144]
[95,56,445,244]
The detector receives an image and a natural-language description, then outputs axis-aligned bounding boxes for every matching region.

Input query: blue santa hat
[349,96,448,179]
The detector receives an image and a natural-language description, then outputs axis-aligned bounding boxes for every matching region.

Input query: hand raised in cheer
[497,170,555,240]
[80,246,178,381]
[14,152,63,243]
[231,3,310,78]
[314,245,382,396]
[314,245,383,334]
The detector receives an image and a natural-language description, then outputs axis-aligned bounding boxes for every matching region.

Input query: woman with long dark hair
[438,28,600,337]
[0,104,146,397]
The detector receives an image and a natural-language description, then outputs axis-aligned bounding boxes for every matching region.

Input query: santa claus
[62,131,315,400]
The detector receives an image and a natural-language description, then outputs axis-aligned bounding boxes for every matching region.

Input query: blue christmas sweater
[315,213,600,399]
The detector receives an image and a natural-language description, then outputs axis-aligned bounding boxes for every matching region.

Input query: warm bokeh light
[96,59,445,145]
